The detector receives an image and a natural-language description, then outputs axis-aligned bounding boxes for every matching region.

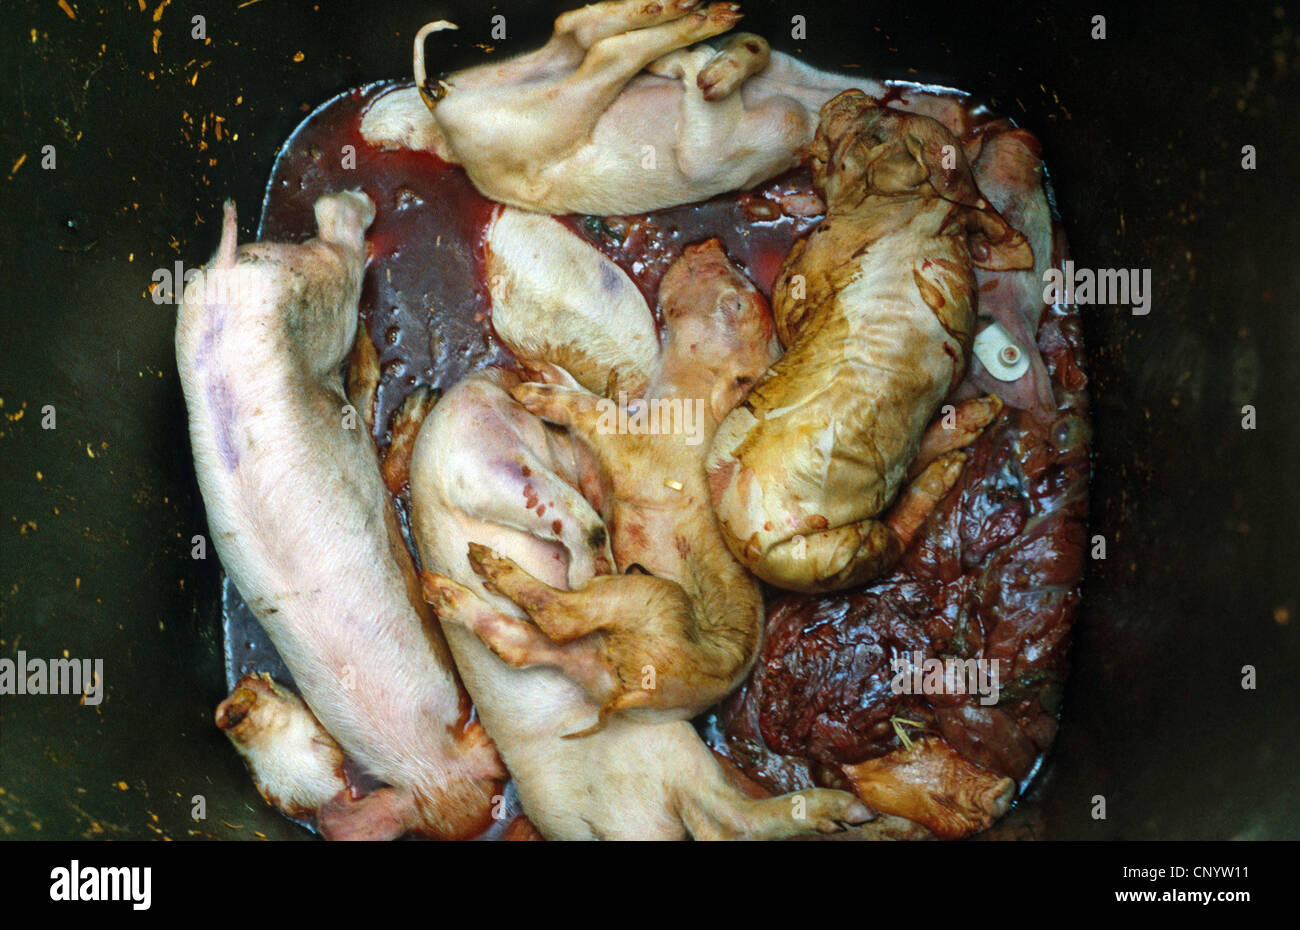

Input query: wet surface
[226,81,1087,837]
[4,0,1295,842]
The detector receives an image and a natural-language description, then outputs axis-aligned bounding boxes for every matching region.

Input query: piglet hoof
[805,791,876,834]
[704,2,742,30]
[698,32,770,101]
[508,382,567,422]
[464,544,561,620]
[214,685,257,731]
[772,789,876,839]
[465,542,512,593]
[420,570,472,622]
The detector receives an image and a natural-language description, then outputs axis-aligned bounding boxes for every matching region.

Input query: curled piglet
[410,368,873,840]
[707,90,1034,594]
[474,239,780,725]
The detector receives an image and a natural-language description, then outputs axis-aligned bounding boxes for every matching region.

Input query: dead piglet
[476,240,780,725]
[410,371,873,840]
[707,90,1033,594]
[176,193,503,841]
[393,1,798,215]
[362,1,983,216]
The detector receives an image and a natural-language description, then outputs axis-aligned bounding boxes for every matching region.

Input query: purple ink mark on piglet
[208,375,240,471]
[193,302,227,371]
[599,261,621,294]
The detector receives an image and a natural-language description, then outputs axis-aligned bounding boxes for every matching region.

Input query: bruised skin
[176,193,503,840]
[410,371,873,840]
[482,240,780,723]
[361,1,983,215]
[707,91,1033,593]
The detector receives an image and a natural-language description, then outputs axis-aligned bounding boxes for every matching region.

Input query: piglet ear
[866,133,931,194]
[966,203,1034,271]
[903,126,1034,271]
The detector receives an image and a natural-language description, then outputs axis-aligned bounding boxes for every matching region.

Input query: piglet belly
[200,362,475,784]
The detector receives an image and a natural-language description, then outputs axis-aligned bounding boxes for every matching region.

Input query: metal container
[1,0,1295,840]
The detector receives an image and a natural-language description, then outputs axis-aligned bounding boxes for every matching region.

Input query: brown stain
[706,458,737,504]
[912,263,948,311]
[502,813,545,841]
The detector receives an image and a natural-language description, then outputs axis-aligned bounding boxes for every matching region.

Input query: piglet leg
[344,317,380,437]
[555,0,707,50]
[680,781,874,841]
[907,394,1003,480]
[381,385,438,495]
[645,38,807,190]
[882,452,968,549]
[881,395,1006,545]
[216,673,347,825]
[421,571,618,704]
[840,739,1017,840]
[695,32,770,100]
[467,542,704,731]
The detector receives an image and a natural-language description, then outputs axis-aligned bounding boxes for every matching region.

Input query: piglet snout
[313,190,376,255]
[661,239,774,345]
[215,685,258,733]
